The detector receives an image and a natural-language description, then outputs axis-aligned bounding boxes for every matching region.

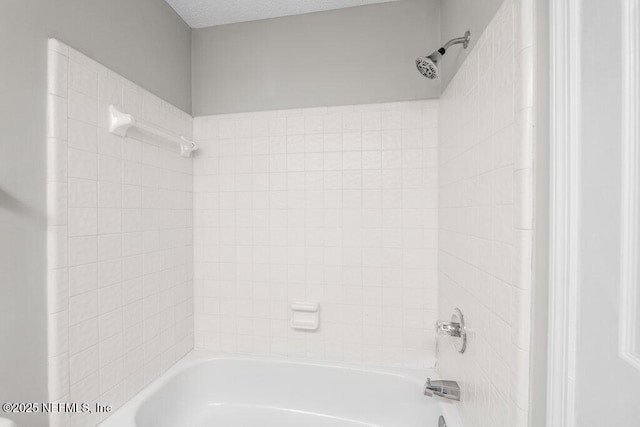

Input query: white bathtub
[99,351,462,427]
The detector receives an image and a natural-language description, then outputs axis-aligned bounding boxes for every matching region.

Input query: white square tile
[68,236,98,266]
[69,345,99,385]
[69,290,98,325]
[68,208,98,237]
[68,178,97,208]
[69,263,98,296]
[343,152,362,170]
[69,60,98,98]
[362,111,381,131]
[362,132,382,151]
[323,115,342,133]
[68,148,97,180]
[98,155,122,183]
[98,234,122,261]
[324,152,342,170]
[381,131,401,150]
[286,116,305,135]
[98,259,122,288]
[99,284,122,315]
[68,90,98,125]
[123,88,143,118]
[343,133,362,151]
[68,119,98,153]
[381,110,401,130]
[323,134,342,152]
[99,75,123,107]
[69,318,99,355]
[98,129,122,158]
[98,182,122,208]
[305,116,323,134]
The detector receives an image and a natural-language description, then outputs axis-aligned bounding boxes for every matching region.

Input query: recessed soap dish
[290,302,320,331]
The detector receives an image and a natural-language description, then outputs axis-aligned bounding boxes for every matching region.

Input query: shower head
[416,49,444,79]
[416,30,471,80]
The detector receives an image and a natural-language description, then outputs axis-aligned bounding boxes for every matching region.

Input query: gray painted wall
[192,0,440,115]
[439,0,505,88]
[0,1,190,425]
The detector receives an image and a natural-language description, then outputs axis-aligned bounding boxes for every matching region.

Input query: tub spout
[423,378,461,401]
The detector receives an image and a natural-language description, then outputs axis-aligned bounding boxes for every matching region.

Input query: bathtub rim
[97,350,463,427]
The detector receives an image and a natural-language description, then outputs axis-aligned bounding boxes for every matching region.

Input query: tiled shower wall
[45,2,538,422]
[437,0,535,426]
[193,101,439,368]
[46,39,194,427]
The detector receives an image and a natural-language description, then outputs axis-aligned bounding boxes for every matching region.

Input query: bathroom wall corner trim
[619,0,640,373]
[546,0,582,426]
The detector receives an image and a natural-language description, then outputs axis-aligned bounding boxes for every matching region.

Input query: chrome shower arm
[442,30,471,51]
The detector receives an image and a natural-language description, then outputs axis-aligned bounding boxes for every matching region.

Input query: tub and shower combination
[100,29,475,427]
[44,0,536,425]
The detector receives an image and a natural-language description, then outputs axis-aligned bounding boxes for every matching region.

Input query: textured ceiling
[164,0,401,28]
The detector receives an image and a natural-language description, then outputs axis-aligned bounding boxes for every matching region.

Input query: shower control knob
[434,308,467,353]
[435,320,462,337]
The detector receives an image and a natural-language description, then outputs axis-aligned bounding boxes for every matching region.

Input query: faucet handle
[435,320,461,337]
[434,308,467,353]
